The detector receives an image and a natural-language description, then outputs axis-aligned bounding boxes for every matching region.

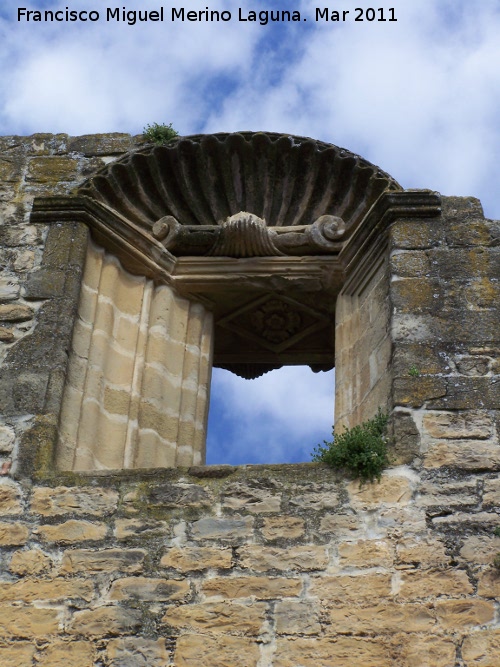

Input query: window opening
[206,366,335,465]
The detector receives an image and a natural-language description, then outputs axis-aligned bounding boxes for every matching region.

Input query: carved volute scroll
[31,132,440,470]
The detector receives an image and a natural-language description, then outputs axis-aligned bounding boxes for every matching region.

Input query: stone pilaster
[57,240,213,471]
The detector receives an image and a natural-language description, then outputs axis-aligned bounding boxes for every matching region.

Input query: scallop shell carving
[78,132,401,235]
[208,212,283,257]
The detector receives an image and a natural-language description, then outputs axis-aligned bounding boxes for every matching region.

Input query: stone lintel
[31,196,177,282]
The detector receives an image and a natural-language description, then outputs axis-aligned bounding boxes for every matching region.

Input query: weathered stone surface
[202,576,302,599]
[427,375,500,409]
[457,355,491,375]
[260,516,305,540]
[377,505,427,534]
[274,636,391,667]
[0,326,15,342]
[460,536,500,564]
[145,482,212,508]
[435,598,495,629]
[68,133,135,156]
[432,510,499,527]
[423,410,494,439]
[221,482,281,513]
[31,486,119,516]
[160,546,232,571]
[106,637,168,667]
[31,486,118,516]
[0,480,22,514]
[462,629,500,666]
[0,642,37,667]
[390,250,431,277]
[338,539,393,568]
[309,573,392,602]
[0,424,15,453]
[0,521,29,545]
[8,249,36,272]
[238,545,328,572]
[416,479,479,508]
[114,517,170,539]
[69,607,142,637]
[275,600,321,635]
[423,440,500,469]
[393,376,447,407]
[174,633,260,667]
[319,513,360,534]
[390,218,445,249]
[0,155,23,182]
[329,601,436,633]
[347,472,414,507]
[396,634,457,667]
[0,578,93,603]
[398,568,473,599]
[27,156,78,182]
[392,411,421,463]
[0,606,59,637]
[9,548,52,575]
[290,487,339,511]
[61,548,146,574]
[477,569,500,597]
[0,224,41,246]
[109,577,189,601]
[391,277,436,312]
[164,601,266,635]
[396,537,449,567]
[0,304,33,322]
[24,268,65,298]
[483,477,500,505]
[37,640,95,667]
[191,516,254,540]
[35,519,108,543]
[0,276,20,301]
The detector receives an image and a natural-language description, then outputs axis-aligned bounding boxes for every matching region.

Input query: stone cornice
[31,190,441,295]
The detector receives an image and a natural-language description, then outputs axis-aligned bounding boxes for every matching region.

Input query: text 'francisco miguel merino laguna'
[17,7,398,25]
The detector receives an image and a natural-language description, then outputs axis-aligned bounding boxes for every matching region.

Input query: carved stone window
[32,132,439,472]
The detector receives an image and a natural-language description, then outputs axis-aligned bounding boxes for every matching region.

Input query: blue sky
[1,0,499,464]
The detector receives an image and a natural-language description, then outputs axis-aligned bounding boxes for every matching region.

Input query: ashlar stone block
[174,634,260,667]
[37,641,95,667]
[163,601,266,635]
[109,577,189,601]
[462,629,500,667]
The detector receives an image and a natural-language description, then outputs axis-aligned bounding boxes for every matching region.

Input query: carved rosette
[250,299,302,344]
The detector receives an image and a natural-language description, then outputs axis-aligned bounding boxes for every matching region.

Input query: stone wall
[0,463,499,667]
[0,133,144,473]
[1,134,500,665]
[390,196,500,467]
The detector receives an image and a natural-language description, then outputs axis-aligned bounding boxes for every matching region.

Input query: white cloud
[207,367,335,465]
[0,0,261,134]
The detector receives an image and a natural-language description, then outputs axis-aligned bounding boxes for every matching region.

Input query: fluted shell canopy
[78,132,401,234]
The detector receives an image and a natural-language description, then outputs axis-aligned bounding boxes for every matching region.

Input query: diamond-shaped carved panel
[218,294,331,354]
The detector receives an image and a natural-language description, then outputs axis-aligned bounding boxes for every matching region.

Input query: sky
[1,0,499,465]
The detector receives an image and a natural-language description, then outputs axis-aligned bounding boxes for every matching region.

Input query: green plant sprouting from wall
[143,122,179,145]
[312,409,390,483]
